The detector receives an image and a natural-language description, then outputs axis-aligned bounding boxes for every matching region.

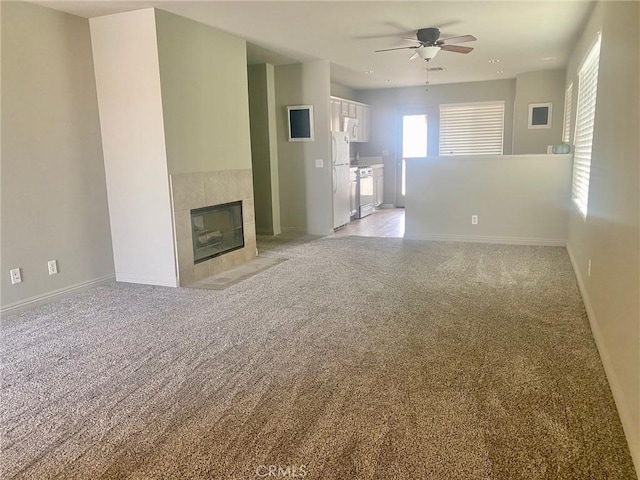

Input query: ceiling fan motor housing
[417,28,441,45]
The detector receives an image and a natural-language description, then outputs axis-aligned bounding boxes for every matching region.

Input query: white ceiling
[36,0,595,89]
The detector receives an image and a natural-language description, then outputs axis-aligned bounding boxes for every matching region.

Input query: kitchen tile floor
[334,208,405,238]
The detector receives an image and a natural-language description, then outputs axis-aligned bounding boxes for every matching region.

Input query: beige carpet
[1,235,636,479]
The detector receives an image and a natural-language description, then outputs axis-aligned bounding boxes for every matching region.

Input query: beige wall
[356,79,516,158]
[356,79,516,206]
[405,155,571,244]
[155,10,252,175]
[1,2,114,312]
[275,61,333,235]
[91,9,177,287]
[248,64,281,235]
[565,1,640,473]
[92,8,257,287]
[512,69,566,154]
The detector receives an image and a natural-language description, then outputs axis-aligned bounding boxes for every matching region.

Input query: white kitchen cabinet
[340,100,349,117]
[355,104,364,142]
[330,96,371,143]
[355,104,371,143]
[348,102,357,118]
[331,99,341,132]
[361,105,371,143]
[372,164,384,207]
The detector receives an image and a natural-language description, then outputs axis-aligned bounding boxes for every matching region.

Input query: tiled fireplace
[170,169,256,287]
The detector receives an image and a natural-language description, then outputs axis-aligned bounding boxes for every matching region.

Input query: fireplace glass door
[191,201,244,263]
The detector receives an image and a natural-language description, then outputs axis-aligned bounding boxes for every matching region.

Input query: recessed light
[364,70,374,75]
[496,70,504,74]
[488,59,500,63]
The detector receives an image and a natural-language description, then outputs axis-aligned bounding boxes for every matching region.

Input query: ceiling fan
[375,27,477,61]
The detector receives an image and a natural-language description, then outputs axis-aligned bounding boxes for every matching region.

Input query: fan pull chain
[425,59,430,91]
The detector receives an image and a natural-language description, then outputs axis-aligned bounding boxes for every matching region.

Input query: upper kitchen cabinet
[340,100,349,116]
[330,96,371,143]
[331,98,341,132]
[353,103,370,143]
[348,102,357,118]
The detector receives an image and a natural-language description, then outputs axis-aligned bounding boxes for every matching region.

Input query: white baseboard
[566,243,640,476]
[280,226,307,233]
[115,272,178,287]
[404,233,567,247]
[0,274,116,316]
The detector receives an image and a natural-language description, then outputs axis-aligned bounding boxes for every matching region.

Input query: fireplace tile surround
[170,169,256,287]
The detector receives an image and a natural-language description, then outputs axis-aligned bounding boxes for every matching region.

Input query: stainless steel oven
[355,167,374,219]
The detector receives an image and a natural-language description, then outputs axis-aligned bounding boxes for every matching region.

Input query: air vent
[425,66,444,72]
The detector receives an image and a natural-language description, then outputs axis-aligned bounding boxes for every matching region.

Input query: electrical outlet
[10,268,22,285]
[588,259,591,277]
[48,260,58,275]
[471,215,478,225]
[315,159,323,168]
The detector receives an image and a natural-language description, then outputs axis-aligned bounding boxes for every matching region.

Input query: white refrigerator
[332,132,351,229]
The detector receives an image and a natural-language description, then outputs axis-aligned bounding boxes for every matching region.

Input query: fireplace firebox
[191,201,244,264]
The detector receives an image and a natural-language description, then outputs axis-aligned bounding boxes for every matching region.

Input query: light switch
[315,159,323,168]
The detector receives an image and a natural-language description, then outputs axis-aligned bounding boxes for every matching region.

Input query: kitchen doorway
[398,113,428,208]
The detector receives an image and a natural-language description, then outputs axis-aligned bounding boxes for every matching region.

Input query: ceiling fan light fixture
[418,46,441,60]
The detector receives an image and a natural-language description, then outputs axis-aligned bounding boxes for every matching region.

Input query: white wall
[564,1,640,473]
[154,10,252,175]
[275,61,333,235]
[90,9,177,287]
[405,155,572,245]
[1,2,114,313]
[512,69,566,154]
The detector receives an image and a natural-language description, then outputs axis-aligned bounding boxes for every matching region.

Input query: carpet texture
[1,235,636,479]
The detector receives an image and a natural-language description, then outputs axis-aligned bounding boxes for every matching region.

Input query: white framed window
[572,35,601,218]
[563,82,573,143]
[439,101,505,156]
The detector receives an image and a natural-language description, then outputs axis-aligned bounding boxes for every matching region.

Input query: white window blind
[563,82,573,143]
[572,36,601,218]
[439,101,505,156]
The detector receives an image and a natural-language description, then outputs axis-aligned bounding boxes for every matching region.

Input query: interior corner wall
[512,69,566,154]
[248,63,281,235]
[565,1,640,474]
[154,10,252,175]
[275,61,332,235]
[1,1,114,312]
[90,9,177,287]
[266,64,282,236]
